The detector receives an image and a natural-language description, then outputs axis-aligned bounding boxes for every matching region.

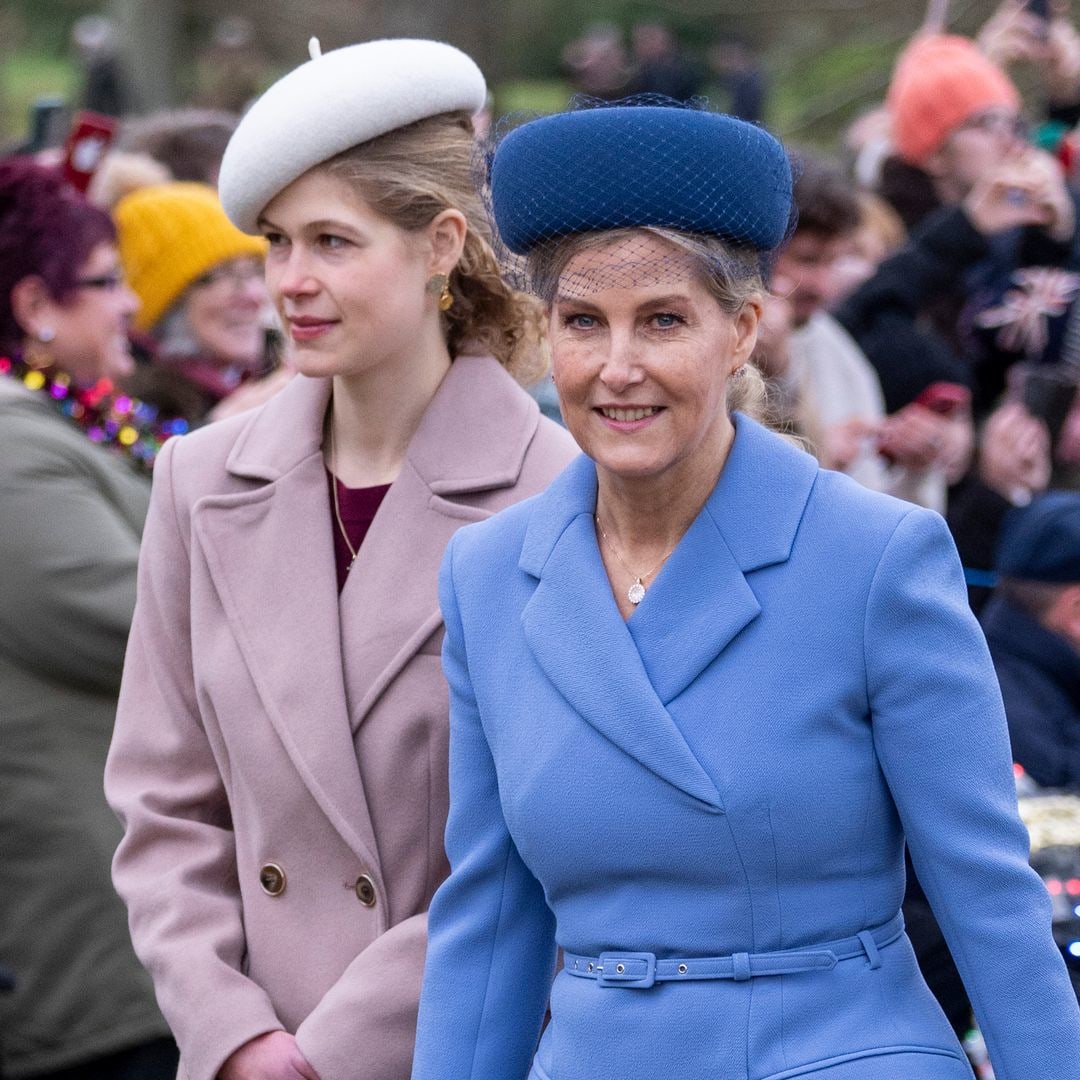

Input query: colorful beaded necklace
[0,353,190,473]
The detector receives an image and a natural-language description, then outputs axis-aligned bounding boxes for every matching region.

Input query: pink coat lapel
[192,358,548,866]
[339,355,545,726]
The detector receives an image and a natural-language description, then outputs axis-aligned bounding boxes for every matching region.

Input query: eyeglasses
[193,260,265,290]
[75,270,126,291]
[958,110,1028,141]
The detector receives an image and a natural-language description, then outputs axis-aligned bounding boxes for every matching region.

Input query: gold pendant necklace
[329,416,358,573]
[594,513,675,605]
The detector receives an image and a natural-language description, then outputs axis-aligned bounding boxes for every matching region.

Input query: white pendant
[627,579,646,605]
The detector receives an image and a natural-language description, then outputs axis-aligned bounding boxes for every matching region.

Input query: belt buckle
[596,951,657,988]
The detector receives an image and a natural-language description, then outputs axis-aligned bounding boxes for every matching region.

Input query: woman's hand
[1044,5,1080,103]
[964,150,1076,242]
[820,417,880,473]
[219,1032,321,1080]
[977,0,1080,102]
[878,403,966,475]
[978,400,1052,502]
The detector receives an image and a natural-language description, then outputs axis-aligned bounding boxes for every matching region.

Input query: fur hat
[114,182,267,332]
[218,38,487,234]
[887,34,1021,167]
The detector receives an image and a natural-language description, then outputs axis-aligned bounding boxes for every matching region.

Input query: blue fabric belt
[563,912,905,989]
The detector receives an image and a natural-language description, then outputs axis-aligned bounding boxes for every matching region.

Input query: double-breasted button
[353,874,377,907]
[259,863,286,896]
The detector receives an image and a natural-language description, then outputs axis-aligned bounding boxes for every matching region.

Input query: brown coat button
[354,874,377,906]
[259,863,286,896]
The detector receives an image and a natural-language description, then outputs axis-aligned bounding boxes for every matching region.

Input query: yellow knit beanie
[114,182,267,332]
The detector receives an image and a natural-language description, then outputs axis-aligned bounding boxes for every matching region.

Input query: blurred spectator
[193,16,269,114]
[707,35,767,123]
[949,397,1054,611]
[984,491,1080,789]
[827,190,906,303]
[114,182,271,427]
[767,154,970,509]
[561,24,631,100]
[118,109,238,187]
[0,157,176,1080]
[847,32,1080,417]
[629,22,699,102]
[71,15,133,118]
[978,0,1080,124]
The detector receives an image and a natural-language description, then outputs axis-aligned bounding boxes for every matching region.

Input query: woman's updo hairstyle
[0,158,116,351]
[325,110,546,385]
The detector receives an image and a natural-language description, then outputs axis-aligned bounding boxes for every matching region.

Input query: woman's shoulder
[159,406,261,491]
[806,461,950,559]
[0,384,149,489]
[451,486,548,563]
[523,412,578,473]
[735,415,926,547]
[160,374,325,497]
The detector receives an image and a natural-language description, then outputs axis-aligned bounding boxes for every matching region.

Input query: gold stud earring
[430,273,454,312]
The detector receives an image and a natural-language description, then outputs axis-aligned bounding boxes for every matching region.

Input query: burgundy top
[327,469,392,592]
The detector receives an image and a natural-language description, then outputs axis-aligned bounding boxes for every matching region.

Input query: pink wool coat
[105,356,577,1080]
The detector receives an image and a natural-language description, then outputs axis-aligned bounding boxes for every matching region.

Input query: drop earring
[429,273,453,312]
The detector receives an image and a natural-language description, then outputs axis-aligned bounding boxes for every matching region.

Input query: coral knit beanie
[114,182,267,332]
[887,34,1021,167]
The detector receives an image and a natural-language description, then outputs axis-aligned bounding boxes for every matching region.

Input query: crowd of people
[1,2,1080,1078]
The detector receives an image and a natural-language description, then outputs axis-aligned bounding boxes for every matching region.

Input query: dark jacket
[836,204,1077,416]
[983,593,1080,790]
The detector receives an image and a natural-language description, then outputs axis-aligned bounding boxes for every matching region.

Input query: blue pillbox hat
[997,491,1080,584]
[489,103,792,255]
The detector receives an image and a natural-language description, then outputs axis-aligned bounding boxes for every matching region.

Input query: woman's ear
[9,276,55,340]
[730,294,763,369]
[426,209,468,276]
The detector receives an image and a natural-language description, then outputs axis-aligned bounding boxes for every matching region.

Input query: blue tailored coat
[411,415,1080,1080]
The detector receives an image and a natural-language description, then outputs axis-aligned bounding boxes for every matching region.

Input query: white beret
[218,37,487,233]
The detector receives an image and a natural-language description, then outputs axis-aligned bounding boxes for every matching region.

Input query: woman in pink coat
[104,39,576,1080]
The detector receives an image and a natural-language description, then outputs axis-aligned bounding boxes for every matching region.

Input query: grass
[494,79,576,117]
[1,51,78,143]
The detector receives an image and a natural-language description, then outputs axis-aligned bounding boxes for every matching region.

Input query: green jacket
[0,380,168,1077]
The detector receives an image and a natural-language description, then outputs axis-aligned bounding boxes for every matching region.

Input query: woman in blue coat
[410,102,1080,1080]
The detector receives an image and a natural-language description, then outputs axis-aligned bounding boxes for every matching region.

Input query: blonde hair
[325,112,546,385]
[529,226,773,424]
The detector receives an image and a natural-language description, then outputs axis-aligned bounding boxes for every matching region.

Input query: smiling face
[258,167,435,380]
[550,231,760,490]
[772,229,850,328]
[926,107,1026,202]
[44,242,139,384]
[183,256,267,368]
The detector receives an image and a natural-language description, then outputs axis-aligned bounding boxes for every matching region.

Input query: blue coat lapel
[630,415,819,703]
[518,416,818,809]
